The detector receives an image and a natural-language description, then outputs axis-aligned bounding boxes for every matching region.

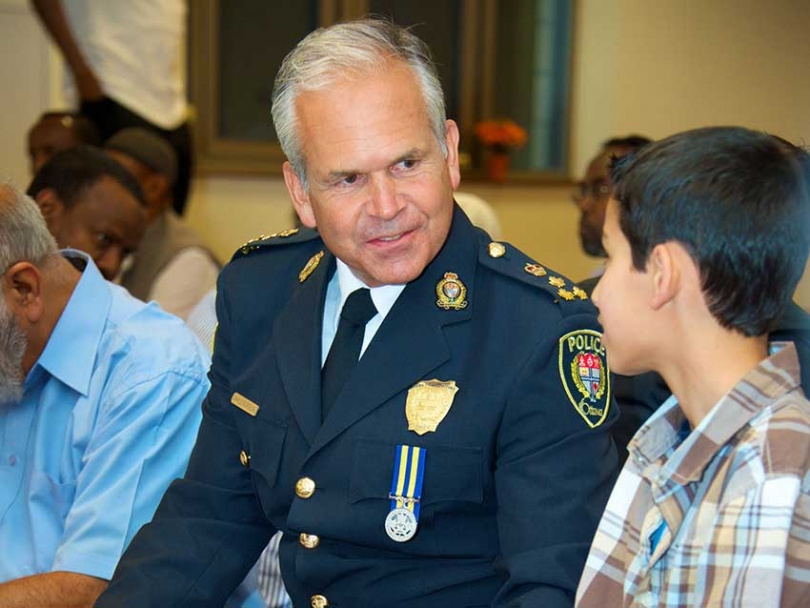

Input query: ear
[444,119,461,191]
[145,173,171,202]
[143,173,172,220]
[283,161,316,228]
[2,262,45,325]
[34,188,65,233]
[647,243,680,310]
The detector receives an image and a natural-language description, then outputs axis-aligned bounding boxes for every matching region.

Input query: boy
[576,126,810,607]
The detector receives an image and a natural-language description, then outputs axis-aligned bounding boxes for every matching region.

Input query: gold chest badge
[405,379,459,435]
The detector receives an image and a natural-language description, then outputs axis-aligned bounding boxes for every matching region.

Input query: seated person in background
[572,135,651,284]
[576,127,810,608]
[27,110,101,174]
[0,182,209,608]
[106,128,219,320]
[454,191,502,239]
[26,145,147,281]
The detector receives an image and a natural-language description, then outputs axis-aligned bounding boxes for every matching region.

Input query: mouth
[368,229,414,247]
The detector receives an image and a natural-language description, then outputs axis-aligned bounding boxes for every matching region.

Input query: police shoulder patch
[558,329,610,428]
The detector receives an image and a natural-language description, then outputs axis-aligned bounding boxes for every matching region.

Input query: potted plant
[474,119,527,182]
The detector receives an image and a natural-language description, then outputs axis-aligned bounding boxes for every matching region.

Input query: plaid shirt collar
[629,342,801,489]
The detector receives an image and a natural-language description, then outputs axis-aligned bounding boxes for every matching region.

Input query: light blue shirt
[0,251,209,582]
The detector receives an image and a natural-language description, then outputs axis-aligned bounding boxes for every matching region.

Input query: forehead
[29,117,79,147]
[68,177,145,237]
[603,198,623,237]
[586,145,636,182]
[294,64,432,173]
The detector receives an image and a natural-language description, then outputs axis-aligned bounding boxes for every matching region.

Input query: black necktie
[322,288,377,418]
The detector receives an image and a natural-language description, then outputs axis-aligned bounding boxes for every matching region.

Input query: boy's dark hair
[603,134,652,151]
[611,126,810,336]
[27,145,145,209]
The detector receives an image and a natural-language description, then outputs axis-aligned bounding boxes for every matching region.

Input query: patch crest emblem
[435,272,468,310]
[558,330,610,428]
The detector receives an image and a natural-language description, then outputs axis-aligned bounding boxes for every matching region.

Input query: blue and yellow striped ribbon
[389,444,426,519]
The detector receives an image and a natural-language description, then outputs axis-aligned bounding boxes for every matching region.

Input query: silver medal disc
[384,507,418,542]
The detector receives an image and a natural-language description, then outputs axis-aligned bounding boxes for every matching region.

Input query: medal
[385,507,418,542]
[385,445,426,542]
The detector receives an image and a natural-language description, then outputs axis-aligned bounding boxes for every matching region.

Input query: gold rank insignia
[406,379,459,435]
[240,234,269,255]
[558,330,610,428]
[524,262,547,277]
[277,228,299,238]
[572,286,588,300]
[299,250,324,283]
[436,272,468,310]
[549,276,566,288]
[488,242,506,258]
[558,288,575,301]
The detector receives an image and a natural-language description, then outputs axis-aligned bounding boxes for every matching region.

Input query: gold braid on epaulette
[480,240,589,304]
[238,228,300,255]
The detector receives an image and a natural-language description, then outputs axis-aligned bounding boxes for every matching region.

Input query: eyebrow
[324,148,425,182]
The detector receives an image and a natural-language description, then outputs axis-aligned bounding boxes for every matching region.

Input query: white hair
[271,18,448,190]
[0,182,58,271]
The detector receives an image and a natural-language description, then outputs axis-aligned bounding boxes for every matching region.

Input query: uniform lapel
[309,204,478,455]
[273,251,335,445]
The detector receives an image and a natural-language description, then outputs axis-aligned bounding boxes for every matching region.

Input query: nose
[367,174,403,220]
[96,247,124,281]
[591,279,602,308]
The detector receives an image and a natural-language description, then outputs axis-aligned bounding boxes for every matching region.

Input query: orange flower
[474,119,527,150]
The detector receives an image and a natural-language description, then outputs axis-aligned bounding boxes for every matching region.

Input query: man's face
[0,293,27,405]
[285,64,460,287]
[574,144,639,258]
[47,176,146,280]
[28,117,82,175]
[592,199,653,375]
[573,149,613,257]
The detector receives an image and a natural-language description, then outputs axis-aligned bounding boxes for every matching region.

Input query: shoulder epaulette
[479,239,590,307]
[231,227,320,261]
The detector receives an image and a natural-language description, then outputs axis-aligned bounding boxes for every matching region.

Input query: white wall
[0,0,54,189]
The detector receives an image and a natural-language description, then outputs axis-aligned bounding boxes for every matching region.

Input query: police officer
[97,19,619,608]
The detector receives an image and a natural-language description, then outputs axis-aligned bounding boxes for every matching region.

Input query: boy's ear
[648,243,680,310]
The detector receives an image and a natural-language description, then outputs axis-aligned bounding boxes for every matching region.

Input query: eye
[94,233,113,249]
[395,158,419,173]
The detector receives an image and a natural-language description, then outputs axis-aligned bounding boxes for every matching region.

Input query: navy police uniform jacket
[98,205,619,608]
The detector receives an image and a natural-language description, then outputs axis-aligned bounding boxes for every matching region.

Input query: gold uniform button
[295,477,316,498]
[239,450,250,467]
[488,242,506,258]
[299,533,320,549]
[311,594,329,608]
